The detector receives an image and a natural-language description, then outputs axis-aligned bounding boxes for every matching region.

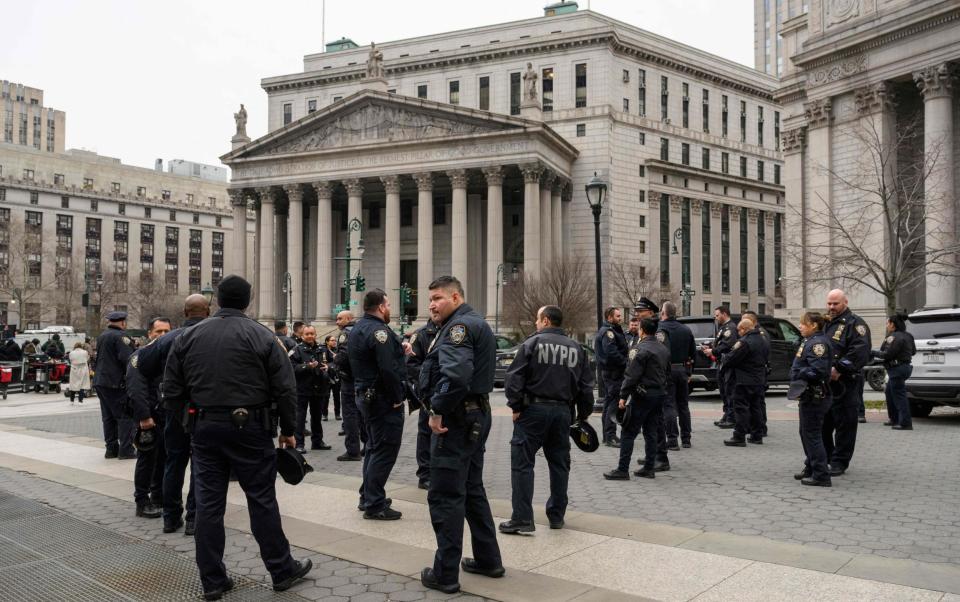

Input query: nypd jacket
[504,326,594,419]
[162,308,297,437]
[347,314,406,413]
[825,308,872,378]
[874,330,916,368]
[723,329,769,385]
[418,303,495,416]
[93,325,135,388]
[125,348,159,421]
[713,319,739,371]
[290,341,328,396]
[406,321,438,387]
[656,318,697,366]
[620,335,671,399]
[594,322,628,373]
[333,323,356,383]
[790,333,834,383]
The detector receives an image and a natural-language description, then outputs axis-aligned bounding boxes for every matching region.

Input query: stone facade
[0,81,65,155]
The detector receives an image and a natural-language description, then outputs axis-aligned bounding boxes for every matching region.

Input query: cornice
[643,159,786,195]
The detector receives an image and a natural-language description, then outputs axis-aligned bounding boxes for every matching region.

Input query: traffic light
[355,274,366,292]
[400,285,411,306]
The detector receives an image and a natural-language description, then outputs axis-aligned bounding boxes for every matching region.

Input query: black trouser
[134,411,165,505]
[416,408,431,484]
[428,409,501,586]
[732,383,764,439]
[295,393,324,448]
[800,395,831,481]
[719,369,735,422]
[340,379,362,456]
[664,367,692,443]
[96,386,135,456]
[600,369,623,442]
[69,389,86,403]
[885,364,912,427]
[760,375,769,436]
[510,403,571,524]
[191,417,298,593]
[322,382,340,418]
[618,394,665,471]
[358,405,404,512]
[162,408,195,524]
[823,376,862,469]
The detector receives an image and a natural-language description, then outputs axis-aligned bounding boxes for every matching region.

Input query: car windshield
[683,321,717,339]
[906,317,960,339]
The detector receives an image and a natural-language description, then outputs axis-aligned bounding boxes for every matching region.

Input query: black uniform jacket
[126,346,159,422]
[723,329,769,386]
[162,308,297,437]
[790,333,834,383]
[713,319,739,371]
[656,318,697,366]
[334,323,356,383]
[406,321,438,388]
[347,314,406,413]
[133,317,205,414]
[825,308,872,378]
[504,327,594,419]
[290,341,328,396]
[874,330,916,367]
[594,322,628,372]
[620,335,671,399]
[418,303,495,417]
[93,325,134,388]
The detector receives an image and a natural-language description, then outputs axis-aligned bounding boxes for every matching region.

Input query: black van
[678,314,803,392]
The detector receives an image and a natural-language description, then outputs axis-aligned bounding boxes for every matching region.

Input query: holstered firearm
[267,401,279,437]
[181,402,198,435]
[404,380,426,415]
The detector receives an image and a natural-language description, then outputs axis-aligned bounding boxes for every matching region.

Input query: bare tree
[127,266,183,328]
[0,220,62,328]
[608,261,664,309]
[793,111,957,314]
[502,256,594,339]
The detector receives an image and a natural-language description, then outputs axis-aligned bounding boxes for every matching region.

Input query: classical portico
[221,89,578,324]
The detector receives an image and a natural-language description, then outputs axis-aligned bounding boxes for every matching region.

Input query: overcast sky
[3,0,754,172]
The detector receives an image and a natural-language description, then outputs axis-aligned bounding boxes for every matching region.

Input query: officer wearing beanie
[163,275,312,600]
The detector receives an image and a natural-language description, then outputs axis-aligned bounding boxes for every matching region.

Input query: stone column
[229,191,247,278]
[747,208,759,305]
[804,98,833,306]
[313,182,333,322]
[483,166,504,324]
[344,178,364,316]
[764,213,776,309]
[413,172,434,320]
[649,194,661,288]
[521,162,544,278]
[551,179,563,260]
[561,185,572,261]
[691,199,703,314]
[448,169,469,290]
[729,206,742,310]
[668,195,682,293]
[781,127,807,310]
[540,171,555,267]
[256,187,276,321]
[284,185,304,321]
[915,64,957,308]
[381,175,402,302]
[709,203,722,301]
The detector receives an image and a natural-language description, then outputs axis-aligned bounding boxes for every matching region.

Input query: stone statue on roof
[366,43,384,79]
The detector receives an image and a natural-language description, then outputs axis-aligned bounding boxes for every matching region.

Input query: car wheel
[909,401,934,418]
[866,368,886,392]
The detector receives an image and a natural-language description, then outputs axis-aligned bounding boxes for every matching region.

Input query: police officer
[290,325,332,453]
[791,311,834,487]
[594,307,628,447]
[743,310,771,437]
[274,321,297,352]
[407,318,439,490]
[625,317,641,348]
[126,317,172,519]
[875,314,916,430]
[703,306,738,429]
[348,289,407,520]
[136,294,210,535]
[824,289,871,476]
[722,315,769,446]
[631,297,670,472]
[94,311,137,459]
[321,335,340,420]
[163,276,312,599]
[604,317,670,480]
[500,305,594,534]
[657,302,696,449]
[334,310,363,461]
[419,276,503,594]
[292,321,305,345]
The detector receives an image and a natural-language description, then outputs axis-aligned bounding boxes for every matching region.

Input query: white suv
[906,308,960,417]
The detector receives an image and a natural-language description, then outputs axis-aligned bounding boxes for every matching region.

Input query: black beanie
[217,275,252,310]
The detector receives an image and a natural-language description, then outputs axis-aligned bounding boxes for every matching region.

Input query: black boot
[136,502,161,519]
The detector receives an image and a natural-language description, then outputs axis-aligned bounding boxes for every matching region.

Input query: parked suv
[905,308,960,417]
[678,314,803,391]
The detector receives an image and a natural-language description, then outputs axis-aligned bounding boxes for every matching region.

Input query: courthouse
[223,3,785,324]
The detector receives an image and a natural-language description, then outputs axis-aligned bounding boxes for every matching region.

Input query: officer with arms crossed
[289,325,332,453]
[334,310,363,461]
[657,302,696,449]
[594,307,628,447]
[163,276,312,600]
[790,311,834,487]
[824,289,871,475]
[605,317,670,480]
[419,276,503,594]
[722,315,769,446]
[703,306,738,429]
[407,318,439,490]
[500,305,594,534]
[94,311,137,459]
[349,289,407,520]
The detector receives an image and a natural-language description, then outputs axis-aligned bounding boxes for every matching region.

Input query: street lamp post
[585,172,608,330]
[671,228,696,316]
[333,218,365,316]
[281,272,293,324]
[679,285,696,317]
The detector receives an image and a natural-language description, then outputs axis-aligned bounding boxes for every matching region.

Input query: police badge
[450,324,466,344]
[856,325,867,336]
[122,336,132,346]
[130,354,139,368]
[410,333,418,347]
[338,334,346,344]
[628,348,638,361]
[656,331,666,343]
[374,330,389,344]
[733,341,742,350]
[885,335,894,344]
[813,343,826,357]
[606,331,614,339]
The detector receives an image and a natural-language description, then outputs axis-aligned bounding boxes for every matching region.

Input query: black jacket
[713,319,739,372]
[162,308,297,437]
[93,325,134,388]
[290,341,329,396]
[406,321,438,388]
[594,322,628,372]
[334,323,356,383]
[825,308,872,378]
[348,314,406,415]
[724,329,769,386]
[874,331,916,368]
[656,318,697,365]
[0,340,22,361]
[620,335,671,399]
[790,332,834,383]
[504,327,594,420]
[127,317,206,421]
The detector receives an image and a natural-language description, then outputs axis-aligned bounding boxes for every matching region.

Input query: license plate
[923,352,945,364]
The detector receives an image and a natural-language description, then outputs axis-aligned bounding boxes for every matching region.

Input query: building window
[740,156,747,178]
[511,213,520,227]
[215,216,222,227]
[193,212,200,225]
[622,98,629,112]
[640,241,646,254]
[0,189,4,202]
[660,195,670,286]
[169,210,176,221]
[660,137,669,161]
[307,99,317,113]
[509,73,521,115]
[90,199,98,212]
[682,83,689,128]
[721,205,730,293]
[758,106,765,147]
[740,207,748,294]
[638,132,645,145]
[23,169,35,181]
[774,164,781,185]
[59,195,69,208]
[417,84,428,99]
[144,207,151,219]
[576,124,586,137]
[702,148,710,170]
[112,182,120,193]
[681,143,690,166]
[721,94,728,137]
[19,114,27,146]
[542,68,554,112]
[681,199,691,288]
[758,210,766,295]
[433,203,446,226]
[660,76,669,120]
[639,190,646,203]
[721,152,729,174]
[478,76,490,110]
[161,190,171,201]
[185,193,194,203]
[137,186,146,197]
[46,118,55,152]
[638,165,645,177]
[283,103,292,126]
[400,200,413,227]
[740,100,747,142]
[368,206,381,229]
[774,213,782,287]
[575,63,587,108]
[53,173,64,186]
[639,215,646,228]
[83,177,94,189]
[33,115,41,149]
[29,191,38,205]
[622,69,630,83]
[702,200,711,292]
[332,96,342,103]
[757,160,765,182]
[702,89,710,133]
[118,202,126,215]
[448,80,460,105]
[637,69,646,116]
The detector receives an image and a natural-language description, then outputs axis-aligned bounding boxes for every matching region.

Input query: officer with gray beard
[500,305,594,534]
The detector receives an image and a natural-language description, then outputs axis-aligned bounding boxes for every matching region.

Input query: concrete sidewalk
[0,420,957,601]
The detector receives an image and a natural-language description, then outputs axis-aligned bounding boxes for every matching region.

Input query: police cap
[634,297,659,313]
[569,420,600,452]
[277,447,314,485]
[615,402,633,426]
[133,427,156,452]
[106,311,128,322]
[786,380,808,401]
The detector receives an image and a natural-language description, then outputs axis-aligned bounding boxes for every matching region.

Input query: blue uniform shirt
[594,322,628,372]
[93,325,135,388]
[824,308,872,377]
[347,314,406,413]
[790,332,834,383]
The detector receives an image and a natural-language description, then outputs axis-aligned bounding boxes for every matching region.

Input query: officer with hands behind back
[95,311,137,459]
[594,307,628,447]
[657,302,696,449]
[874,314,916,430]
[722,315,768,446]
[790,311,834,487]
[500,305,594,535]
[419,276,503,595]
[407,318,439,490]
[334,310,363,461]
[162,276,312,600]
[289,325,332,453]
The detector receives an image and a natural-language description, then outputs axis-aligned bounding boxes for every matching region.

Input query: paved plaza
[0,388,958,600]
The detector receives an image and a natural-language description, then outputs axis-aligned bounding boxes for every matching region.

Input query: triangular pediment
[225,90,533,161]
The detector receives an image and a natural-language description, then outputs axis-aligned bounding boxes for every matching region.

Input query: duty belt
[197,405,269,422]
[463,393,489,411]
[528,396,568,406]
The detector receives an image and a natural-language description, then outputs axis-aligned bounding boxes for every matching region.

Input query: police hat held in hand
[277,447,314,485]
[569,420,600,452]
[787,380,809,401]
[133,427,156,452]
[615,401,632,425]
